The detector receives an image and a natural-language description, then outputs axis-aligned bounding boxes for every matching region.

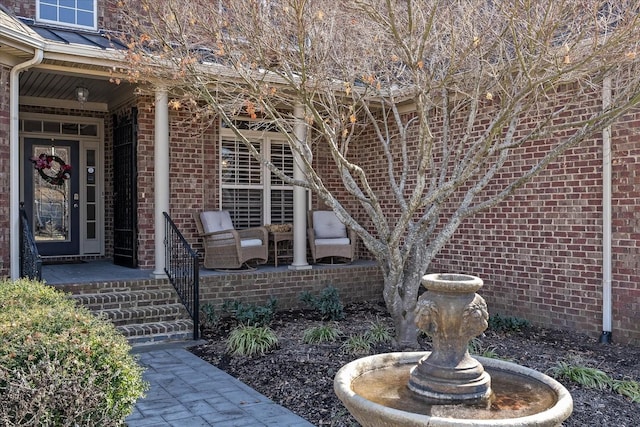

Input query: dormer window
[37,0,97,30]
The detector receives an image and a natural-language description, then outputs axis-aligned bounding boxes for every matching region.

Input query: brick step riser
[72,292,180,311]
[126,331,194,346]
[118,320,195,346]
[97,306,190,326]
[55,279,171,295]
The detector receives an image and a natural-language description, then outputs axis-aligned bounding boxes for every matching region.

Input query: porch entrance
[21,115,104,258]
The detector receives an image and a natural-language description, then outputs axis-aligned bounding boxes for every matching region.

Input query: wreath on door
[30,153,72,186]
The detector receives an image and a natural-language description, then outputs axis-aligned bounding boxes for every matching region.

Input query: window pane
[80,124,98,136]
[43,121,60,133]
[270,189,294,223]
[87,204,96,220]
[86,149,96,166]
[77,10,93,27]
[59,7,75,24]
[270,142,293,186]
[222,189,263,229]
[24,120,42,132]
[60,0,75,7]
[86,186,96,203]
[86,222,96,239]
[62,123,79,134]
[78,0,93,11]
[221,140,261,185]
[40,4,57,20]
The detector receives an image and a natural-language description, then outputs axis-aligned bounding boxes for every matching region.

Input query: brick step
[61,279,197,345]
[118,319,195,346]
[55,278,171,295]
[96,303,190,327]
[71,289,180,311]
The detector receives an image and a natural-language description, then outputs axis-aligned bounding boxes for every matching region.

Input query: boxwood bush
[0,279,148,426]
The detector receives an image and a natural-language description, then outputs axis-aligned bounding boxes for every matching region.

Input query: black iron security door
[113,108,138,267]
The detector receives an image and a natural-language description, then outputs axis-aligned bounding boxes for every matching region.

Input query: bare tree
[118,0,640,347]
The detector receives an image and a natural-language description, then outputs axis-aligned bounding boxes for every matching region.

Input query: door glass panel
[32,145,71,242]
[85,149,98,243]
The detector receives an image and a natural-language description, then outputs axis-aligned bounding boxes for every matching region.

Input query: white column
[152,88,170,278]
[289,104,311,270]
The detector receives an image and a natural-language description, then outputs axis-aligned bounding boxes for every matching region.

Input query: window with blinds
[220,134,294,228]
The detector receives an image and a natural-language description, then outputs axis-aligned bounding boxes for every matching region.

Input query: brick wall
[331,86,639,344]
[610,111,640,342]
[199,262,384,311]
[0,65,10,277]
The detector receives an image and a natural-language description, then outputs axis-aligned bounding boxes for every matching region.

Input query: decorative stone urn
[408,273,492,403]
[333,272,574,427]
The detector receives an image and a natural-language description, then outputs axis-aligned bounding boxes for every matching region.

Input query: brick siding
[335,86,640,344]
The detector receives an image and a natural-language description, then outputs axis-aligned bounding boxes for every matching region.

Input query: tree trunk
[381,257,424,349]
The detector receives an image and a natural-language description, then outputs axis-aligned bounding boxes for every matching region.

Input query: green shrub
[200,302,220,329]
[222,297,278,327]
[549,360,611,390]
[612,379,640,403]
[550,358,640,402]
[302,324,342,344]
[341,334,372,355]
[299,286,344,320]
[364,320,392,344]
[488,313,530,332]
[0,279,147,427]
[227,325,279,356]
[467,338,500,359]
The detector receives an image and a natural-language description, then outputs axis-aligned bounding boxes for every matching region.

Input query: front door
[24,138,80,256]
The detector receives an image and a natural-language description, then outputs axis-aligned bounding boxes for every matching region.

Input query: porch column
[289,104,311,270]
[152,87,170,278]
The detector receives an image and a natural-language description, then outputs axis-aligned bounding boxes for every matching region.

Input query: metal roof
[18,17,128,51]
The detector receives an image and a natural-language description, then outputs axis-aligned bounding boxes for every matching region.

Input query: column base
[288,263,312,271]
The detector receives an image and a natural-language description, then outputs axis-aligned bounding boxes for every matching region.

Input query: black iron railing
[163,212,200,340]
[19,205,42,281]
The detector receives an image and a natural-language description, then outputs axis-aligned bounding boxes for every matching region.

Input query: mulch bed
[190,301,640,426]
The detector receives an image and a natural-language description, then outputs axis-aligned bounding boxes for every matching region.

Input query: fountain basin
[334,352,573,427]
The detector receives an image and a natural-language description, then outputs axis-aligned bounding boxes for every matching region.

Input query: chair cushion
[315,237,351,246]
[240,238,263,247]
[313,211,347,239]
[200,211,234,233]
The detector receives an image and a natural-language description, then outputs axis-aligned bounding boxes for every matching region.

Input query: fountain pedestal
[408,273,492,403]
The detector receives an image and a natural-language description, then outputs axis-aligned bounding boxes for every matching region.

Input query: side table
[269,231,294,267]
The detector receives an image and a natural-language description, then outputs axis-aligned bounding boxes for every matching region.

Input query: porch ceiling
[19,68,134,105]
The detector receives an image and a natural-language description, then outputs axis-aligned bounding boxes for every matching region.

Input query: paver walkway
[126,343,314,427]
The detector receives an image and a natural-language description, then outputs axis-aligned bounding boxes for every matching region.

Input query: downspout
[10,48,44,280]
[600,76,613,344]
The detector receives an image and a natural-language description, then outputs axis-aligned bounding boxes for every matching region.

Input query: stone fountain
[334,273,573,426]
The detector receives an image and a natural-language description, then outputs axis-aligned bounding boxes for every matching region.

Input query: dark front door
[24,138,80,256]
[113,108,138,267]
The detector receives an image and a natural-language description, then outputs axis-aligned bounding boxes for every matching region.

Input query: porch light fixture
[75,86,89,103]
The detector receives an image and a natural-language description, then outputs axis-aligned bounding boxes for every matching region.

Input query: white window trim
[36,0,98,31]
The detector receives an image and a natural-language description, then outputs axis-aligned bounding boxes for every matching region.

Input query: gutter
[10,47,44,279]
[600,76,613,344]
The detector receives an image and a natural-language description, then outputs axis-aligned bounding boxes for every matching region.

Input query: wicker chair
[307,210,356,264]
[194,211,268,270]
